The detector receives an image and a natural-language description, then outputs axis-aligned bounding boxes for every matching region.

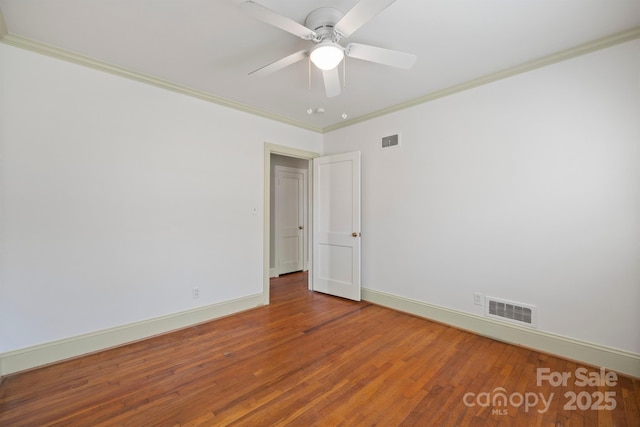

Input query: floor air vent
[485,297,537,328]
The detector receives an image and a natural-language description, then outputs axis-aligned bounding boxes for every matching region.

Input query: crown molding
[323,25,640,133]
[0,32,323,134]
[1,19,638,135]
[0,9,7,38]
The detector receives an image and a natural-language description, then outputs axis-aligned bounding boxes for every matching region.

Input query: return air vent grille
[485,297,537,328]
[381,134,399,149]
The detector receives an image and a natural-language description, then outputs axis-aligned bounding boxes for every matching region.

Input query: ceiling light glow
[310,42,344,71]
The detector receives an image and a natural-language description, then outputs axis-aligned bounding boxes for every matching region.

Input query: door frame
[274,165,308,276]
[263,143,320,305]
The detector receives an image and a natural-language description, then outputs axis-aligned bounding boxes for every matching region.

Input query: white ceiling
[1,0,639,132]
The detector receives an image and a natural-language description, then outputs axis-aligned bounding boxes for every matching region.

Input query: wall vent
[381,134,400,149]
[485,297,537,328]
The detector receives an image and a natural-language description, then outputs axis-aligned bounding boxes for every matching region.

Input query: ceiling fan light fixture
[310,42,344,70]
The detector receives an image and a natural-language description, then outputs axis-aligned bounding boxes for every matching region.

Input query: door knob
[299,226,304,230]
[352,232,359,237]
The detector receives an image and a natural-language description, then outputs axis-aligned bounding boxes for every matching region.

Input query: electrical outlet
[474,292,483,306]
[192,288,200,299]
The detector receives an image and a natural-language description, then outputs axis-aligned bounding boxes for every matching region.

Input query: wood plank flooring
[1,271,639,426]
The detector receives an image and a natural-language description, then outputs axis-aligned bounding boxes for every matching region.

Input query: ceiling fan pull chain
[343,56,346,91]
[308,57,312,91]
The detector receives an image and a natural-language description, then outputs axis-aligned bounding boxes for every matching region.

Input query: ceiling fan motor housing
[305,7,345,41]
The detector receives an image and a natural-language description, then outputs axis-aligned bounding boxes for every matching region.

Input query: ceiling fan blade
[249,50,307,76]
[323,68,341,98]
[345,43,416,69]
[334,0,397,38]
[241,1,316,40]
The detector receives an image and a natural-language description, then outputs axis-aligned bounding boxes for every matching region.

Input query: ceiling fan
[241,0,417,98]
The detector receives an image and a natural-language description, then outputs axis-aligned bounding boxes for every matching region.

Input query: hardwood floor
[1,271,639,426]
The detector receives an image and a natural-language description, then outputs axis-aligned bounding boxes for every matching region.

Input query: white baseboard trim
[269,268,279,278]
[362,288,640,379]
[0,293,264,377]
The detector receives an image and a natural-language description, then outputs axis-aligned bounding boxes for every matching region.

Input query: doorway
[263,143,318,304]
[263,143,362,304]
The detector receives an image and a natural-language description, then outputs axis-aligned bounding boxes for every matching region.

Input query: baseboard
[4,290,637,379]
[0,293,264,377]
[269,268,279,278]
[362,288,640,379]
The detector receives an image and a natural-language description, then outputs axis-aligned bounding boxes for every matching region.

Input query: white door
[275,167,306,275]
[313,151,361,301]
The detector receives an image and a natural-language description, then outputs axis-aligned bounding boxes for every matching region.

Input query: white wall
[323,39,640,355]
[0,43,322,353]
[1,36,638,366]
